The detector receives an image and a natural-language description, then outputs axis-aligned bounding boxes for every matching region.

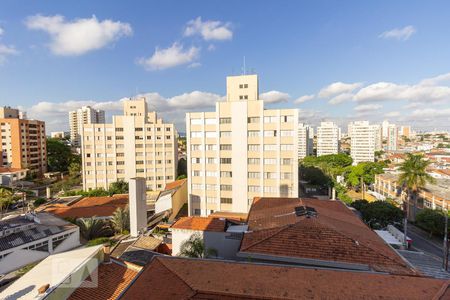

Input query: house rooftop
[120,256,449,300]
[68,258,141,300]
[170,217,226,232]
[164,178,187,191]
[43,194,128,219]
[239,197,417,275]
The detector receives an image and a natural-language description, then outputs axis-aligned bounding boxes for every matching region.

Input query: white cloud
[318,82,362,98]
[207,44,216,51]
[188,62,201,68]
[294,94,314,104]
[137,43,200,71]
[384,111,400,117]
[328,93,354,105]
[25,14,132,56]
[420,72,450,86]
[259,90,290,104]
[379,25,416,41]
[354,104,382,112]
[184,17,232,41]
[0,44,18,64]
[411,108,450,118]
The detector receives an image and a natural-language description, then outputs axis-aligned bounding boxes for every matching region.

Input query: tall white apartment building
[298,123,313,159]
[81,98,177,191]
[386,124,398,151]
[70,106,105,147]
[186,74,299,216]
[350,121,382,164]
[382,120,390,139]
[317,122,340,156]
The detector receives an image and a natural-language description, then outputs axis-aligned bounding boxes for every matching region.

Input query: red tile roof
[44,194,128,219]
[240,197,417,275]
[121,256,449,300]
[171,217,226,232]
[68,259,140,300]
[164,178,187,191]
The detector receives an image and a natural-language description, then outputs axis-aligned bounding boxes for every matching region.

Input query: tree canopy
[47,138,81,173]
[398,153,435,192]
[351,200,403,229]
[345,161,386,187]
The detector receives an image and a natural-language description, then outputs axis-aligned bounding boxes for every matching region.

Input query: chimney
[38,284,50,295]
[103,245,111,263]
[129,177,147,237]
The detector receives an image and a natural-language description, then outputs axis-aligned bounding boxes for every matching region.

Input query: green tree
[176,174,187,180]
[178,233,218,258]
[68,154,82,178]
[111,206,130,234]
[350,199,369,211]
[0,188,15,218]
[345,162,385,188]
[76,218,111,240]
[415,209,446,237]
[398,154,435,221]
[359,201,403,229]
[33,197,46,207]
[177,158,187,178]
[108,180,129,195]
[47,138,73,172]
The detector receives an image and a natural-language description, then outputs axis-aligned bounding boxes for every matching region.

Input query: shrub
[360,201,403,229]
[87,237,113,247]
[33,198,47,207]
[416,208,447,237]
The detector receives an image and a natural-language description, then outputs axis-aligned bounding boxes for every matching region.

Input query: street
[408,224,444,258]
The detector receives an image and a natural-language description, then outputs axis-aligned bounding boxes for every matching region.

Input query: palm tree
[398,153,435,221]
[178,233,218,258]
[111,206,130,234]
[76,217,111,240]
[0,188,15,219]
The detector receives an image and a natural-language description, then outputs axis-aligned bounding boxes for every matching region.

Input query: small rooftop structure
[120,256,449,300]
[170,217,226,232]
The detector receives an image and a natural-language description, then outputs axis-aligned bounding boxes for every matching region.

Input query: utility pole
[443,202,448,270]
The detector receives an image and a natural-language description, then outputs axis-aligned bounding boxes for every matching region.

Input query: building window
[248,144,260,151]
[220,171,232,177]
[248,186,261,193]
[207,157,217,164]
[206,144,217,151]
[248,172,260,179]
[220,184,232,191]
[282,115,294,123]
[264,172,278,179]
[248,131,260,137]
[220,144,232,150]
[264,158,277,165]
[191,131,202,138]
[191,118,202,125]
[247,117,260,123]
[220,197,232,204]
[219,117,231,124]
[264,116,277,123]
[205,131,217,138]
[206,171,218,177]
[220,158,232,164]
[220,131,231,137]
[248,158,260,164]
[205,118,216,125]
[281,144,294,151]
[206,184,217,191]
[281,130,294,137]
[264,144,277,151]
[191,144,201,151]
[264,130,277,137]
[281,158,292,165]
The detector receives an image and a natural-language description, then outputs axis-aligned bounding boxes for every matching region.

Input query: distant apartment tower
[0,106,47,176]
[386,124,398,151]
[69,106,105,148]
[381,120,390,139]
[298,123,313,159]
[186,74,299,216]
[398,125,411,138]
[81,98,177,191]
[350,121,382,164]
[317,122,340,156]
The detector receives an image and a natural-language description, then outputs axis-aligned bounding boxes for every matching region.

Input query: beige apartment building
[81,98,177,191]
[350,121,382,164]
[69,106,105,148]
[298,123,313,159]
[0,107,47,176]
[186,74,299,216]
[317,121,340,156]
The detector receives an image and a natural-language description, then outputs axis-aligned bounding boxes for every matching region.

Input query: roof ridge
[240,225,293,252]
[433,280,450,300]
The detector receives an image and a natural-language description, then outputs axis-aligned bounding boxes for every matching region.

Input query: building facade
[316,122,340,156]
[350,121,382,164]
[298,123,313,159]
[69,106,105,148]
[81,98,177,191]
[386,124,398,151]
[186,74,299,216]
[0,107,47,176]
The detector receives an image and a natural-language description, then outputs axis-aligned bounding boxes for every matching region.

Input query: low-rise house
[0,167,27,186]
[237,197,417,275]
[120,256,449,300]
[0,212,80,274]
[42,194,128,220]
[0,245,141,300]
[170,216,245,259]
[154,179,187,222]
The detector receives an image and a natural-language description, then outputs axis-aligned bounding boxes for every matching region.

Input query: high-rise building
[0,106,47,176]
[81,98,177,191]
[69,106,105,148]
[381,120,390,139]
[386,124,398,151]
[350,121,382,164]
[317,122,340,156]
[398,125,411,138]
[298,123,313,159]
[186,74,299,216]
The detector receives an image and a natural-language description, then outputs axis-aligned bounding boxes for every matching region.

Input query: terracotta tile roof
[209,211,248,222]
[164,178,187,191]
[170,217,226,232]
[68,259,140,300]
[132,236,162,251]
[44,194,128,219]
[121,256,450,300]
[239,197,417,275]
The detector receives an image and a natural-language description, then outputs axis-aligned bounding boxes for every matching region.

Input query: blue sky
[1,0,450,132]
